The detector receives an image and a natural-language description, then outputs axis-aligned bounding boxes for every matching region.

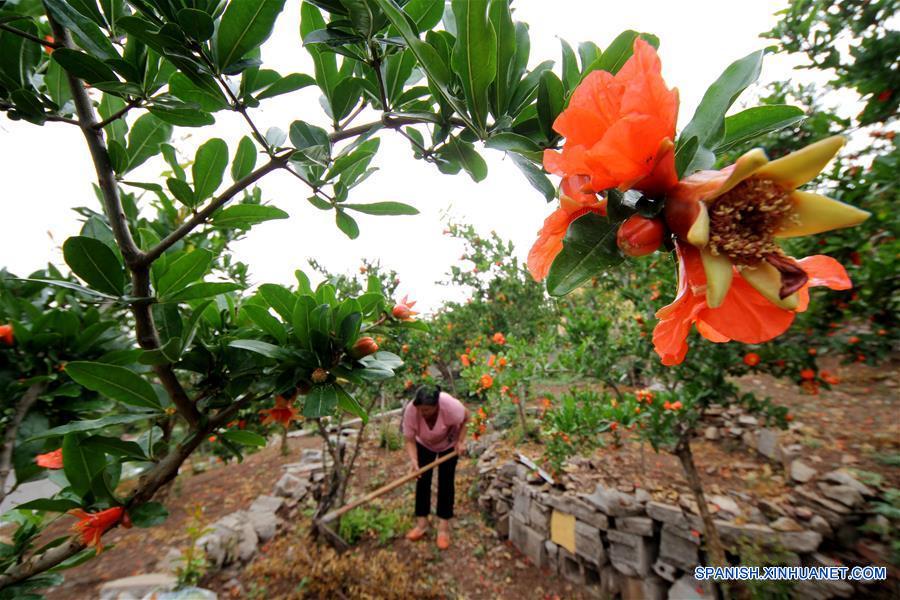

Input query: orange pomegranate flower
[0,324,13,346]
[653,243,852,365]
[260,393,300,428]
[35,448,64,470]
[530,39,678,280]
[479,374,494,390]
[492,332,506,345]
[664,137,869,310]
[69,506,130,553]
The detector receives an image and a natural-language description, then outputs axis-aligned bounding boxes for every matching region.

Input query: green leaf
[27,413,156,441]
[130,502,168,527]
[64,361,162,410]
[46,60,73,108]
[438,137,487,182]
[717,105,805,153]
[488,0,515,119]
[176,8,215,42]
[44,0,118,60]
[450,0,496,132]
[341,201,418,216]
[193,138,229,201]
[157,249,213,297]
[51,49,117,85]
[258,284,296,321]
[125,113,172,173]
[335,210,360,239]
[214,0,287,70]
[303,384,338,418]
[63,433,107,498]
[82,436,148,462]
[63,236,125,296]
[166,178,195,208]
[210,205,289,228]
[231,136,258,180]
[678,50,765,174]
[163,282,241,302]
[255,73,316,100]
[228,339,292,360]
[14,498,81,513]
[147,103,216,127]
[221,430,267,447]
[335,385,367,421]
[674,136,699,180]
[169,72,229,112]
[372,0,471,126]
[594,30,659,75]
[546,213,624,296]
[509,153,555,201]
[292,295,316,348]
[560,39,579,91]
[242,304,287,344]
[537,70,564,140]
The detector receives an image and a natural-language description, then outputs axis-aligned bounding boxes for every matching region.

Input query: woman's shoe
[405,526,427,541]
[436,531,450,550]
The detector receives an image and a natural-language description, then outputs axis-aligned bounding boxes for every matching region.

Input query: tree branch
[140,152,291,265]
[0,382,47,504]
[92,98,142,130]
[0,22,60,49]
[46,13,200,428]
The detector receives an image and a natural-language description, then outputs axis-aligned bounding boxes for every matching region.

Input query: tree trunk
[280,425,289,456]
[675,436,729,600]
[436,360,457,395]
[0,382,46,503]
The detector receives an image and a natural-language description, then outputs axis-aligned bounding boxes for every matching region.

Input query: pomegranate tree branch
[0,382,47,504]
[46,12,200,428]
[140,152,291,265]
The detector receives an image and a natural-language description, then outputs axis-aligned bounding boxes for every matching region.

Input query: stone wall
[475,438,886,599]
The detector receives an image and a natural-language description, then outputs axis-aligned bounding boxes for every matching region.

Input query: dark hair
[413,385,441,406]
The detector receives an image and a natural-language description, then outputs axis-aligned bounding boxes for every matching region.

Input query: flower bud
[616,215,664,257]
[392,295,418,321]
[743,352,760,367]
[350,336,379,359]
[0,324,14,346]
[311,368,328,384]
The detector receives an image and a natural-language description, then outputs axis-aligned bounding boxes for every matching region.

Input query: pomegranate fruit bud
[350,336,379,359]
[616,215,664,257]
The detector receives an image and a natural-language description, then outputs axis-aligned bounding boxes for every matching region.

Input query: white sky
[1,0,854,312]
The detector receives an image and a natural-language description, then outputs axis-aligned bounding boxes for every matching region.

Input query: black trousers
[414,442,458,519]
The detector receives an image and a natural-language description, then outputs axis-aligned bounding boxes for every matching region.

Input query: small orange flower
[208,435,217,443]
[460,354,471,367]
[820,371,840,385]
[672,401,683,410]
[500,385,509,396]
[807,348,817,356]
[848,336,860,344]
[743,352,761,367]
[401,344,410,353]
[35,448,63,470]
[260,393,300,428]
[786,414,794,422]
[610,422,618,431]
[479,374,494,390]
[0,324,13,346]
[488,354,496,367]
[799,369,816,381]
[498,357,508,368]
[69,507,130,553]
[404,379,414,390]
[663,401,672,410]
[492,332,506,345]
[350,336,379,359]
